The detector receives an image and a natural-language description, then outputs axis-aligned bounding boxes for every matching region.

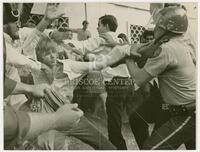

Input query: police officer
[126,6,196,149]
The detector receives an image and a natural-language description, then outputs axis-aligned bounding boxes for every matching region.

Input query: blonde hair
[35,35,58,62]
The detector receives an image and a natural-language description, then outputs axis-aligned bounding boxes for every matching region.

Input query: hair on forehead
[35,35,58,62]
[99,15,118,32]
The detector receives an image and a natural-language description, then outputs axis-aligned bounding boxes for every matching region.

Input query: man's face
[97,20,107,34]
[154,25,165,39]
[7,21,20,40]
[66,31,73,40]
[83,22,88,29]
[52,30,66,43]
[42,48,58,68]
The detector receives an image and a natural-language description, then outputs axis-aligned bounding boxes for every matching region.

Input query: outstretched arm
[4,103,83,145]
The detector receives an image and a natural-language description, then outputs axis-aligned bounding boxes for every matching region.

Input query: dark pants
[129,87,196,150]
[105,77,135,150]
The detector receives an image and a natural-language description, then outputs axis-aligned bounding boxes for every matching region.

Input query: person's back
[157,36,196,105]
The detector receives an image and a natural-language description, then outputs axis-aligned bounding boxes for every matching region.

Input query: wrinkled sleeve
[58,59,94,80]
[143,47,171,77]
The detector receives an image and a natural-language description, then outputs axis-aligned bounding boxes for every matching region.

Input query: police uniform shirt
[144,35,196,105]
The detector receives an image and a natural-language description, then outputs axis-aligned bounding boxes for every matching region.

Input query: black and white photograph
[3,1,197,150]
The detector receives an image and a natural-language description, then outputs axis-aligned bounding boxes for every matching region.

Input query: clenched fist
[54,104,83,131]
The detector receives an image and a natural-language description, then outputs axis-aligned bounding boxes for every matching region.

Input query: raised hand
[44,3,64,21]
[41,63,54,84]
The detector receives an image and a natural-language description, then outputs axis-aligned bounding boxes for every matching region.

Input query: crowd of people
[3,2,196,150]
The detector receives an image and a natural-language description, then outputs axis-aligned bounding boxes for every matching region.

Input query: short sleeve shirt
[144,36,196,105]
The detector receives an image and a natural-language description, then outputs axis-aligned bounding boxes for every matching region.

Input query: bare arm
[63,27,80,33]
[4,104,83,143]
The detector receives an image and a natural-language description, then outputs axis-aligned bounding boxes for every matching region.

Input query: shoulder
[76,28,82,32]
[159,40,175,56]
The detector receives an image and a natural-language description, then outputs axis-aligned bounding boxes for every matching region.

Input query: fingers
[75,109,84,117]
[68,103,78,109]
[60,104,84,117]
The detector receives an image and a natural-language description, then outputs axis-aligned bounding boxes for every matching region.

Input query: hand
[54,103,83,131]
[129,44,142,59]
[94,55,108,70]
[41,63,54,84]
[137,41,162,58]
[99,33,119,47]
[44,3,64,22]
[29,83,51,98]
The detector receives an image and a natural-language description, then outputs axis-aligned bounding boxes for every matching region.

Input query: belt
[162,102,195,116]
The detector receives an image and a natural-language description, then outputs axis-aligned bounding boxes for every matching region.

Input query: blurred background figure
[118,33,129,44]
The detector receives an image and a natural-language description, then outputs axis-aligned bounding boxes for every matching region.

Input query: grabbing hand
[129,44,142,59]
[54,103,83,131]
[44,3,64,21]
[137,41,162,58]
[99,33,119,47]
[41,63,54,84]
[29,83,51,98]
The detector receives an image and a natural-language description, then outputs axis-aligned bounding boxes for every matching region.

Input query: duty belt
[162,102,195,116]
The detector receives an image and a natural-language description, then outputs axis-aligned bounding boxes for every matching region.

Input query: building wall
[31,3,197,42]
[86,3,151,39]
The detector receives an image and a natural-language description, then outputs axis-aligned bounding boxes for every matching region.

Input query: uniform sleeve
[143,47,171,77]
[4,77,17,98]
